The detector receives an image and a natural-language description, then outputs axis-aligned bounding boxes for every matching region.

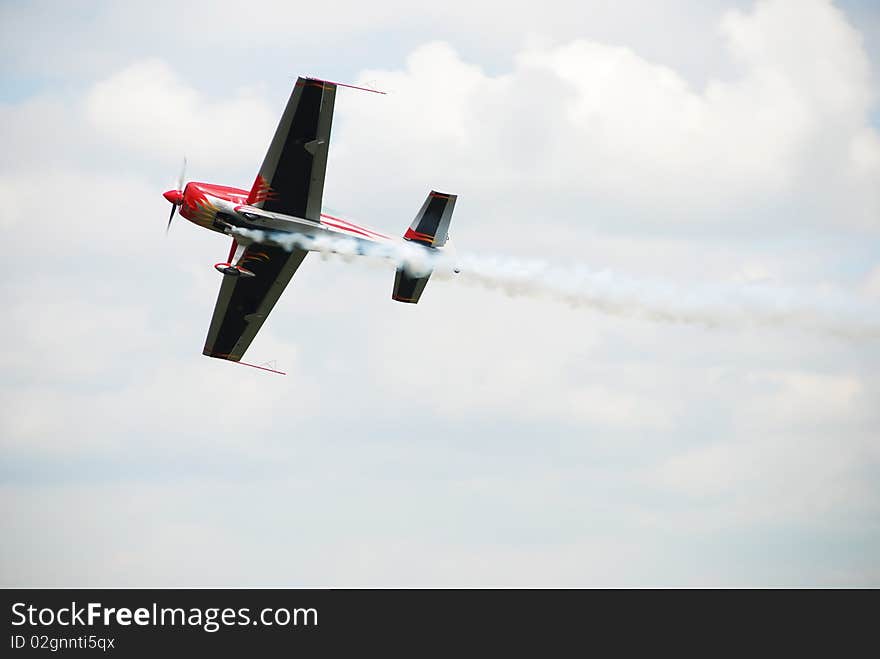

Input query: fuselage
[176,181,394,248]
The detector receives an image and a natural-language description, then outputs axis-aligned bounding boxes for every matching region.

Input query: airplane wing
[247,77,337,221]
[203,243,308,361]
[203,77,338,363]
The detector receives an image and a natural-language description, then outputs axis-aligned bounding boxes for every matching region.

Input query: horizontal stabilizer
[392,268,431,304]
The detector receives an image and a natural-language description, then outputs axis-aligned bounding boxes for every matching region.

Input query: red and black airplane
[162,77,457,372]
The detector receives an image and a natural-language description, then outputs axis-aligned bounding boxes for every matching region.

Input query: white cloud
[327,0,879,229]
[85,59,275,167]
[651,367,875,528]
[865,266,880,297]
[1,0,879,587]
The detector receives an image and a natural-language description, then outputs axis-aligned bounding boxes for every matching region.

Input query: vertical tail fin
[392,190,457,304]
[403,191,456,248]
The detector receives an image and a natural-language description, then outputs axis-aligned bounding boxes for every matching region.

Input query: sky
[1,0,878,586]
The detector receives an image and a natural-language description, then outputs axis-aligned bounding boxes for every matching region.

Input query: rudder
[404,191,456,248]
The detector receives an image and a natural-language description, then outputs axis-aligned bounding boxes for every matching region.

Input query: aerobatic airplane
[162,76,457,373]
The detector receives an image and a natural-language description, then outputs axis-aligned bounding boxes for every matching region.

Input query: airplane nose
[163,189,183,205]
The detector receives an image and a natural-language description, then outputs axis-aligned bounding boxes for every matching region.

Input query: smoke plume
[231,227,880,340]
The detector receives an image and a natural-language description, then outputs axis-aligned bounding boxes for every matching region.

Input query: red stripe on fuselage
[320,213,391,240]
[184,183,394,243]
[192,182,249,201]
[321,220,376,240]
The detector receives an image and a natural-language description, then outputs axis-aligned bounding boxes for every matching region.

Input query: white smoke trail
[231,228,880,340]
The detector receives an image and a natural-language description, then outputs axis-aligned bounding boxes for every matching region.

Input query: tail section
[392,190,457,304]
[403,191,456,248]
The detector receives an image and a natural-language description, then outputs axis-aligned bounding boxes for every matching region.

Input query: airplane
[161,76,457,374]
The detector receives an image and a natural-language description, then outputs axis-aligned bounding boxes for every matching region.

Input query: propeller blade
[176,156,187,192]
[165,156,186,235]
[166,203,176,234]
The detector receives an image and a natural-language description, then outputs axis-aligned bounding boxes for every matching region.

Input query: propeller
[162,157,187,234]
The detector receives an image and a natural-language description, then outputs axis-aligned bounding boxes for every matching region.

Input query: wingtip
[203,352,286,375]
[302,75,386,94]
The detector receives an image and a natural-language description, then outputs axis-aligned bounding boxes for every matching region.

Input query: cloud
[0,0,741,85]
[85,59,275,168]
[327,0,879,230]
[865,266,880,297]
[1,0,879,587]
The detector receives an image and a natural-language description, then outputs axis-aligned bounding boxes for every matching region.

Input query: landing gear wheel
[214,263,255,278]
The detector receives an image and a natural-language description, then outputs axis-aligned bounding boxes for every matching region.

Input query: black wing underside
[203,77,337,363]
[251,77,336,221]
[203,244,308,361]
